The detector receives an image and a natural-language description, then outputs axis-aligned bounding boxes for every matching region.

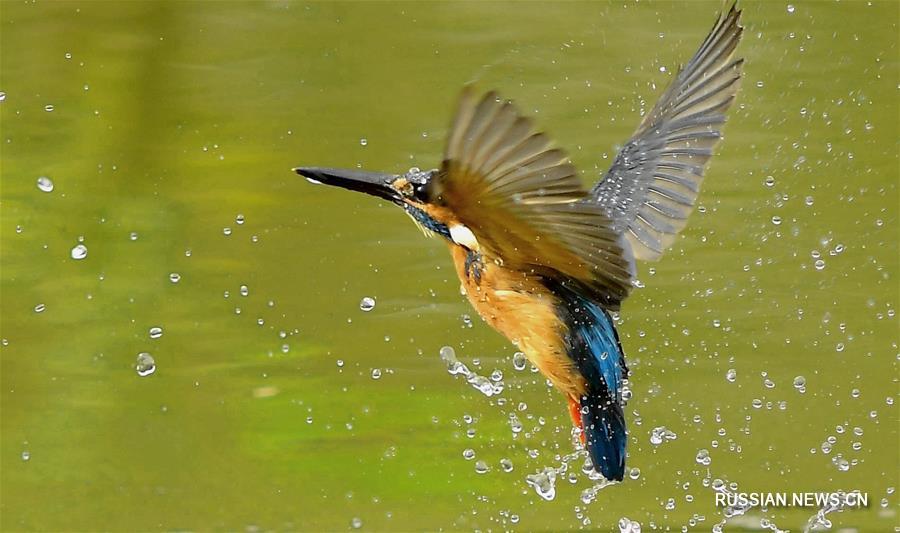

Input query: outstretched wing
[434,88,634,307]
[591,4,744,261]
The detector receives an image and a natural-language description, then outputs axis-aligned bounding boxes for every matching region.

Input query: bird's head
[294,166,468,243]
[294,88,635,306]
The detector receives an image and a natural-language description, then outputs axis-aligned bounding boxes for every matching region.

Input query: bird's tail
[580,390,627,481]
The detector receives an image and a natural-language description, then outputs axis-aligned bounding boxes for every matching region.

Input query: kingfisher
[295,5,743,481]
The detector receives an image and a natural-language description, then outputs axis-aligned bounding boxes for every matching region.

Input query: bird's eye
[412,182,431,203]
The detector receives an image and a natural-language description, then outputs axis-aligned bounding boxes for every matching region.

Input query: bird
[294,4,743,481]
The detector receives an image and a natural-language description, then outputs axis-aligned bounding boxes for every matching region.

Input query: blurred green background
[1,1,897,531]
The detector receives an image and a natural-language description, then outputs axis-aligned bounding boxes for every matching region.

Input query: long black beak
[294,167,400,203]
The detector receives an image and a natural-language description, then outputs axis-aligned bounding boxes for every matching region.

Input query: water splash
[580,478,615,504]
[526,442,614,503]
[696,448,711,466]
[438,346,504,397]
[710,478,753,532]
[618,517,642,532]
[525,467,557,501]
[649,426,677,445]
[803,491,858,533]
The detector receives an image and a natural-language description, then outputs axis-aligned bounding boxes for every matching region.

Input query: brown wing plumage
[591,4,744,260]
[434,88,634,307]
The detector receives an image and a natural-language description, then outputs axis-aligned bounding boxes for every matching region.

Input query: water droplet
[696,448,711,466]
[628,467,641,480]
[0,91,6,102]
[462,448,475,460]
[149,327,163,339]
[169,273,181,283]
[618,517,642,533]
[725,368,737,382]
[509,415,523,434]
[815,259,826,270]
[359,296,376,312]
[787,4,795,14]
[235,214,245,225]
[21,450,30,462]
[834,457,850,471]
[34,303,45,313]
[805,195,814,206]
[793,375,806,393]
[350,517,362,529]
[764,176,775,187]
[525,468,557,501]
[44,104,54,112]
[371,368,382,380]
[129,232,138,241]
[474,460,489,474]
[771,215,782,225]
[512,351,527,371]
[650,426,677,445]
[36,176,54,192]
[70,244,87,260]
[764,378,775,389]
[135,352,156,376]
[222,227,232,236]
[500,458,513,472]
[239,285,249,297]
[359,138,368,146]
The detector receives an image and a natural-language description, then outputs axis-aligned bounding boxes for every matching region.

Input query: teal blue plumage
[553,281,628,480]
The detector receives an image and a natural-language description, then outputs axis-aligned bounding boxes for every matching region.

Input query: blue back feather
[551,281,628,481]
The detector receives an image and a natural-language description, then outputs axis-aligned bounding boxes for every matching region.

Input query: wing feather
[591,4,744,260]
[435,88,634,307]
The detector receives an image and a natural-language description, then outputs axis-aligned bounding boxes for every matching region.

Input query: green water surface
[1,1,897,531]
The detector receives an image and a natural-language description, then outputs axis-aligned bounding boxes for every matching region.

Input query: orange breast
[448,244,587,397]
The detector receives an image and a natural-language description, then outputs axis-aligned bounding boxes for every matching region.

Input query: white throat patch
[449,224,479,250]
